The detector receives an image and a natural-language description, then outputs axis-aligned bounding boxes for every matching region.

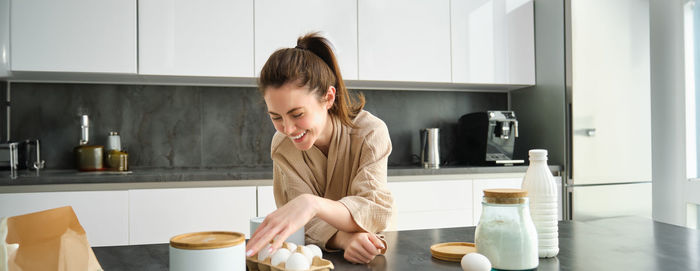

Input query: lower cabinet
[0,173,562,246]
[0,191,129,247]
[387,175,562,231]
[128,186,257,244]
[387,179,473,231]
[0,186,257,246]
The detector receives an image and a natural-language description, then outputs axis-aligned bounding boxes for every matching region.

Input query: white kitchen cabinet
[358,0,452,82]
[451,0,535,84]
[257,185,276,217]
[0,191,129,247]
[0,0,8,77]
[139,0,254,77]
[10,0,136,73]
[387,180,473,231]
[254,0,357,79]
[128,186,256,244]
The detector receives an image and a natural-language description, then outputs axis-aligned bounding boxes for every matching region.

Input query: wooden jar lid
[170,231,244,250]
[430,242,477,262]
[483,188,528,204]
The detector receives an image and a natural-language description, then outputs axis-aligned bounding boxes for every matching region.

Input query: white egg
[285,252,311,271]
[305,244,323,259]
[299,245,314,262]
[461,253,491,271]
[270,248,292,267]
[286,242,298,253]
[257,244,273,261]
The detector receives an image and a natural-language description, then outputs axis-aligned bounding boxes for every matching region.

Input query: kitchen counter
[0,165,561,192]
[92,216,700,271]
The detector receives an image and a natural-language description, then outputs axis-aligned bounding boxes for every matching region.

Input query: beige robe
[271,110,394,250]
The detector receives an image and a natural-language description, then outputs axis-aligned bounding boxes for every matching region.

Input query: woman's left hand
[245,194,318,257]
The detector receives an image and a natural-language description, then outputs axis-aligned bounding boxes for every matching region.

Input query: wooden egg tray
[246,242,334,271]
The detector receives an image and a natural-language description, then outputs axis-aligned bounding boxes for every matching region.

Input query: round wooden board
[430,242,476,262]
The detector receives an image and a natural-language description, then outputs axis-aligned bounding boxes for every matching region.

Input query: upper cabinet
[255,0,357,79]
[3,0,535,88]
[358,0,452,83]
[10,0,136,73]
[139,0,254,77]
[0,0,8,77]
[451,0,535,85]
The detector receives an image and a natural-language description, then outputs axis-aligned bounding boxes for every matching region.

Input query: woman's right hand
[246,194,319,257]
[332,231,386,264]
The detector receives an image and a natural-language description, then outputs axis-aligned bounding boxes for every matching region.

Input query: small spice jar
[475,188,538,270]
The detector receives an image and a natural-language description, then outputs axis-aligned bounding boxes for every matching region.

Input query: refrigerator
[564,0,653,220]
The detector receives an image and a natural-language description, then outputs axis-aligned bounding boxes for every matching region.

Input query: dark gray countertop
[0,165,561,187]
[93,216,699,271]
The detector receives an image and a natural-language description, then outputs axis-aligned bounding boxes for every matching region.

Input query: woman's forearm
[312,196,363,233]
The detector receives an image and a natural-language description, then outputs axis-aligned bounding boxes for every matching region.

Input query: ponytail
[258,32,365,128]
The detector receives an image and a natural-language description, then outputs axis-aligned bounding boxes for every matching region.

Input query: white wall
[650,0,689,226]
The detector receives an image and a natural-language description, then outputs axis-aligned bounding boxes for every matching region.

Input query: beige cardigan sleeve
[272,160,339,250]
[337,124,394,234]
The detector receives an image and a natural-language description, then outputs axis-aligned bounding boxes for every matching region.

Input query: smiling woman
[246,32,394,264]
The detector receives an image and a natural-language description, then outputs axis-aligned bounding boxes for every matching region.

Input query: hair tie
[295,45,304,50]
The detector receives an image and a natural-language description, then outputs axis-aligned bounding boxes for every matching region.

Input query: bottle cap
[528,149,548,160]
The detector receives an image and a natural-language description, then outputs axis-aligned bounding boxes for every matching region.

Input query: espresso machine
[457,111,523,165]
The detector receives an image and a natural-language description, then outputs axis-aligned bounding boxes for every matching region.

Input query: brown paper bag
[4,206,102,271]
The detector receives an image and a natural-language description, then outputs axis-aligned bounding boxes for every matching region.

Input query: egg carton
[246,242,334,271]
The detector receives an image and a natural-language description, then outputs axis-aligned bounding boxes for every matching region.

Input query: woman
[245,33,394,264]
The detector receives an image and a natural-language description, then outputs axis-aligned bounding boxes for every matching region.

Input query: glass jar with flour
[475,189,538,270]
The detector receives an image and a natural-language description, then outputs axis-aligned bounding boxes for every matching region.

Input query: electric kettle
[420,128,440,169]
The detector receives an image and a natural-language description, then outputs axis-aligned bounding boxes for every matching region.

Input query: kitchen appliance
[420,128,440,168]
[457,111,523,165]
[18,139,45,170]
[563,0,652,221]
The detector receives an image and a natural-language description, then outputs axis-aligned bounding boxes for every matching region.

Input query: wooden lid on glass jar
[483,188,528,204]
[170,231,244,250]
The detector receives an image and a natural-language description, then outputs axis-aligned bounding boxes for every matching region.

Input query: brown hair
[258,32,365,128]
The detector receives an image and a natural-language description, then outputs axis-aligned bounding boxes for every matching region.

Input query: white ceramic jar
[475,189,538,270]
[169,231,245,271]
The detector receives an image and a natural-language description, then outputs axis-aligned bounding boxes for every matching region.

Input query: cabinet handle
[584,128,596,137]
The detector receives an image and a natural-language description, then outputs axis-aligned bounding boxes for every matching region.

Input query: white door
[11,0,136,73]
[571,0,651,185]
[139,0,254,77]
[358,0,451,82]
[572,183,651,221]
[254,0,357,79]
[451,0,535,85]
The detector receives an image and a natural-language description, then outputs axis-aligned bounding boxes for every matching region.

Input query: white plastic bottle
[520,149,559,258]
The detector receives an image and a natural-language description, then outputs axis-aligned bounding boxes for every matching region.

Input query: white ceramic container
[169,231,245,271]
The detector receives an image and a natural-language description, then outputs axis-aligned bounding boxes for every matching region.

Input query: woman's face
[264,83,335,151]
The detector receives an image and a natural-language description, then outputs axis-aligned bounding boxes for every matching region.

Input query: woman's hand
[245,194,319,257]
[331,231,385,264]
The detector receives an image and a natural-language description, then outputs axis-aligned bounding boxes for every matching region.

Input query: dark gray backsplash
[10,83,506,169]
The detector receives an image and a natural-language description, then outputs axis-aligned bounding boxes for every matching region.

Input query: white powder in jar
[475,213,538,270]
